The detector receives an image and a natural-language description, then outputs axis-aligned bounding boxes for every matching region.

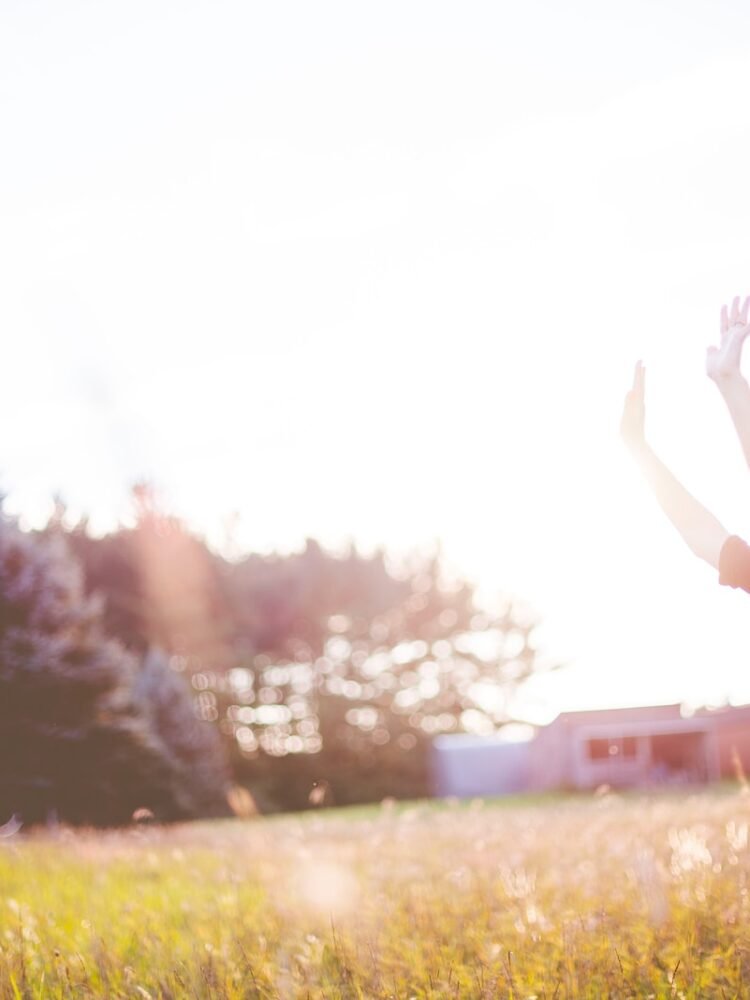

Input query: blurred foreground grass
[2,790,750,998]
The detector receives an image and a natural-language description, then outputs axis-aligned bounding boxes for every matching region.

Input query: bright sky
[3,0,750,720]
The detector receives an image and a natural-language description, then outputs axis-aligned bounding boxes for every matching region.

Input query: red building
[433,702,750,797]
[529,703,719,791]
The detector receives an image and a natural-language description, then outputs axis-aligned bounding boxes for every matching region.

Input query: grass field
[2,789,750,998]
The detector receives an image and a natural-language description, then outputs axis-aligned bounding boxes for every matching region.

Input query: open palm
[707,295,750,382]
[621,360,645,448]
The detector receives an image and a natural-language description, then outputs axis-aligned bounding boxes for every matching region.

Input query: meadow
[1,790,750,999]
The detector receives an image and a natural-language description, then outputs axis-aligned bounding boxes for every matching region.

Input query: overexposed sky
[3,0,750,718]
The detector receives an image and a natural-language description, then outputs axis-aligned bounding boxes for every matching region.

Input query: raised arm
[621,361,729,569]
[707,295,750,470]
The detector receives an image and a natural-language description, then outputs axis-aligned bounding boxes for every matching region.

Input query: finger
[732,296,741,324]
[742,297,750,324]
[633,360,645,395]
[721,304,729,334]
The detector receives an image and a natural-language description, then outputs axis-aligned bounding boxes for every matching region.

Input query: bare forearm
[627,440,728,568]
[716,373,750,470]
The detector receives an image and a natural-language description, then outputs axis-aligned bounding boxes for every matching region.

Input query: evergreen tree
[0,511,229,826]
[134,648,231,819]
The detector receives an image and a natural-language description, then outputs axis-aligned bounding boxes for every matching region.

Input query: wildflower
[669,827,712,877]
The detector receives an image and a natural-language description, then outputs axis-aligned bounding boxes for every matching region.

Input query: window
[587,739,610,760]
[586,736,638,761]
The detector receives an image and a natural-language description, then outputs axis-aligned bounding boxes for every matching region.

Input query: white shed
[431,733,533,798]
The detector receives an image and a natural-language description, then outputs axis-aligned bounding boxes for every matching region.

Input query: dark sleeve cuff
[719,535,750,592]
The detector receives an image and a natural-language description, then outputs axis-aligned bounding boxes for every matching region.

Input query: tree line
[0,488,554,823]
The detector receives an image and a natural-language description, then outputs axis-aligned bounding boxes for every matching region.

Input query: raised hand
[620,357,729,568]
[621,360,645,449]
[707,295,750,383]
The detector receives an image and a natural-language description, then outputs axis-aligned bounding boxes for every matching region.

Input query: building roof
[549,703,684,728]
[694,702,750,724]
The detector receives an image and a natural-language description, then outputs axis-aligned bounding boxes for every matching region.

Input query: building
[432,702,750,798]
[431,733,532,799]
